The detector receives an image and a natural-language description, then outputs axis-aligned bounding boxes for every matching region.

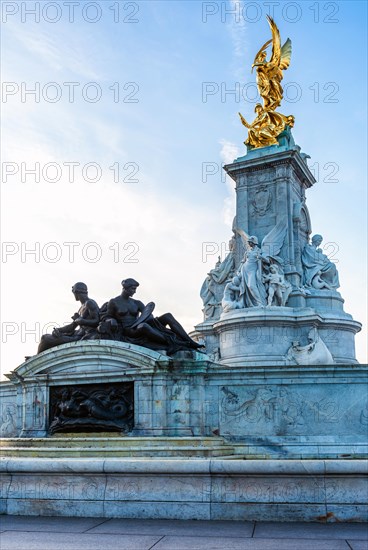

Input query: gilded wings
[239,16,295,149]
[252,16,292,111]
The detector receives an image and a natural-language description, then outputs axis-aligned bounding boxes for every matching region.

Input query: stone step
[231,442,368,459]
[0,436,228,449]
[0,444,236,458]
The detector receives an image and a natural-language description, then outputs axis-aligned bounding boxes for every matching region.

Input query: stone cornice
[224,148,316,189]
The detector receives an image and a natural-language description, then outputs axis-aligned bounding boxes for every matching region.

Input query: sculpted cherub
[263,265,292,307]
[222,276,242,313]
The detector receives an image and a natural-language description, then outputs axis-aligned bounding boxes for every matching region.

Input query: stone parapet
[1,457,367,522]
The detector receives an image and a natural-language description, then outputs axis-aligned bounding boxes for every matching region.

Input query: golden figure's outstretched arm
[238,112,250,129]
[252,38,272,70]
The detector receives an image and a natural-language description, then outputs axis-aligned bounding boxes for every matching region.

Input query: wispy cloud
[219,138,240,227]
[4,20,100,79]
[227,0,249,79]
[228,0,247,57]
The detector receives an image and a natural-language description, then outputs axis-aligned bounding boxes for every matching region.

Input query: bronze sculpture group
[38,278,203,356]
[48,384,134,434]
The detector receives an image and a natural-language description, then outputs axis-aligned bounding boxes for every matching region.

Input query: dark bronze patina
[48,382,134,434]
[38,279,203,356]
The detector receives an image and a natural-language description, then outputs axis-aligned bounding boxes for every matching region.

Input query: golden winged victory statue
[239,16,295,149]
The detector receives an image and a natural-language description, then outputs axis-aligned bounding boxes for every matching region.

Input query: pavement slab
[0,516,366,550]
[153,536,351,549]
[347,541,368,550]
[87,518,255,537]
[254,521,368,540]
[0,515,109,533]
[0,531,162,550]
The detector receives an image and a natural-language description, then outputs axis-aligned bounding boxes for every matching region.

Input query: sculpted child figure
[222,276,242,313]
[263,265,292,307]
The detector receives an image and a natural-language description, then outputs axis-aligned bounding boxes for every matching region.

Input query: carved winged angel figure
[236,220,287,308]
[252,16,292,111]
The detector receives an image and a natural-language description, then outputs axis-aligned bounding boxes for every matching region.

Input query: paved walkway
[0,516,367,549]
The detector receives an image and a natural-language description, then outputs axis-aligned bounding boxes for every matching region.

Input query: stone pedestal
[228,147,314,289]
[1,341,367,521]
[214,307,360,366]
[1,341,367,458]
[195,138,361,365]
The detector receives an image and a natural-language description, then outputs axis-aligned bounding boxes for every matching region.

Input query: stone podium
[1,339,367,456]
[1,339,367,520]
[195,136,361,366]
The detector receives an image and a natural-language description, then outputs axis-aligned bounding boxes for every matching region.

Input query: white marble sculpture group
[202,226,339,317]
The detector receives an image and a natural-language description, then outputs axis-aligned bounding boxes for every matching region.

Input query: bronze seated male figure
[99,278,203,355]
[37,279,203,356]
[37,282,100,354]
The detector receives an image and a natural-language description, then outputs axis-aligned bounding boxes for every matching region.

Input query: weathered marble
[0,384,19,437]
[194,142,361,365]
[1,457,367,521]
[0,339,367,521]
[1,342,367,458]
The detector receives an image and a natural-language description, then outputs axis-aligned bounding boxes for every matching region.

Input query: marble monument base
[0,342,368,459]
[1,457,367,522]
[1,341,367,456]
[210,306,361,366]
[0,341,367,521]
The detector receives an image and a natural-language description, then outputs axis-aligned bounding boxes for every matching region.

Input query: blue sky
[1,0,367,374]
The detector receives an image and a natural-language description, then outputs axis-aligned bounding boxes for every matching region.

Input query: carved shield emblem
[252,187,271,216]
